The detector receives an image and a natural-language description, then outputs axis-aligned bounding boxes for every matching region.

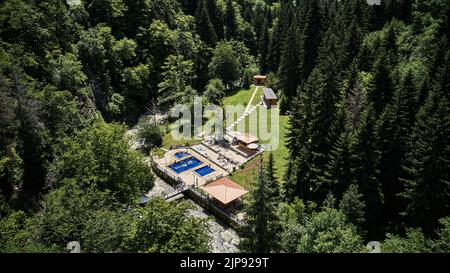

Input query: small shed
[253,75,267,86]
[263,87,278,108]
[202,177,248,208]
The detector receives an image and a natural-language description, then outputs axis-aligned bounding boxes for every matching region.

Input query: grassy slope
[222,86,256,106]
[224,88,289,189]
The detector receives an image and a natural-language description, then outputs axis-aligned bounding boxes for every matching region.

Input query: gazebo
[202,177,248,209]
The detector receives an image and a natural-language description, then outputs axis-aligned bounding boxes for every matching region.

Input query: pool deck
[154,148,229,187]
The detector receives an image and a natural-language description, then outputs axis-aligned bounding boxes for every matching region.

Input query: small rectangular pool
[194,165,215,177]
[175,151,190,159]
[168,156,202,174]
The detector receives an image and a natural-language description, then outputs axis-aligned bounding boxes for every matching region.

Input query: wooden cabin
[263,87,278,108]
[229,131,259,155]
[253,75,267,86]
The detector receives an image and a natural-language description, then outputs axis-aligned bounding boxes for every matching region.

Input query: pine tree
[369,52,394,116]
[350,104,383,238]
[340,18,362,69]
[266,18,281,73]
[259,17,270,74]
[283,158,298,203]
[206,0,223,40]
[278,18,302,112]
[322,131,353,200]
[322,192,337,209]
[195,0,218,48]
[285,66,339,203]
[339,184,366,228]
[225,0,237,40]
[400,91,450,234]
[398,69,419,127]
[432,50,450,100]
[241,156,281,253]
[284,81,316,201]
[375,78,413,230]
[345,72,369,132]
[298,0,322,83]
[157,55,196,107]
[308,64,340,202]
[265,152,280,202]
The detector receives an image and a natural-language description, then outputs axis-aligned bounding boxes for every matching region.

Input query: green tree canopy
[52,121,154,203]
[298,208,363,253]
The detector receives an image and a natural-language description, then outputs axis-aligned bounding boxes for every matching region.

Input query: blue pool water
[194,165,215,177]
[175,151,190,159]
[168,156,202,174]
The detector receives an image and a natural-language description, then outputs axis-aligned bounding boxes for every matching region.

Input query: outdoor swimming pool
[168,156,202,174]
[175,151,190,159]
[194,165,215,177]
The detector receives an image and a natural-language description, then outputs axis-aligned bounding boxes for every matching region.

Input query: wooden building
[253,75,267,86]
[229,131,259,155]
[263,87,278,108]
[202,177,248,209]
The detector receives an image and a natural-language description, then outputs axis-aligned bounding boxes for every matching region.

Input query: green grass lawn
[222,88,290,189]
[222,86,262,126]
[229,114,289,188]
[222,86,256,106]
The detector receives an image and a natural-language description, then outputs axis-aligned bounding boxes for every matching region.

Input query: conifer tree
[339,184,366,228]
[259,18,270,74]
[375,78,413,229]
[350,104,383,238]
[432,50,450,100]
[369,52,394,116]
[195,0,218,48]
[266,18,282,73]
[206,0,223,40]
[298,0,322,83]
[266,152,280,202]
[157,55,196,107]
[400,91,450,234]
[241,156,281,253]
[278,19,302,112]
[322,131,353,200]
[398,69,418,127]
[225,0,237,40]
[285,65,339,203]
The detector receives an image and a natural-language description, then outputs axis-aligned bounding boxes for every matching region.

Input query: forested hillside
[0,0,449,253]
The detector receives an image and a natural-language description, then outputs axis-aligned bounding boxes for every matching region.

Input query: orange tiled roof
[202,177,248,205]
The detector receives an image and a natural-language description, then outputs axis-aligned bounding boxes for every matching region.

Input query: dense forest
[0,0,449,253]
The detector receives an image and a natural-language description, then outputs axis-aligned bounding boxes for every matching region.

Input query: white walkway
[225,87,261,133]
[196,87,262,137]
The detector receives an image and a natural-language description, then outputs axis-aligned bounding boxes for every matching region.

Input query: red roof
[202,177,248,205]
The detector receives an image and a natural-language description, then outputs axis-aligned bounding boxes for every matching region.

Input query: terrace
[153,148,228,187]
